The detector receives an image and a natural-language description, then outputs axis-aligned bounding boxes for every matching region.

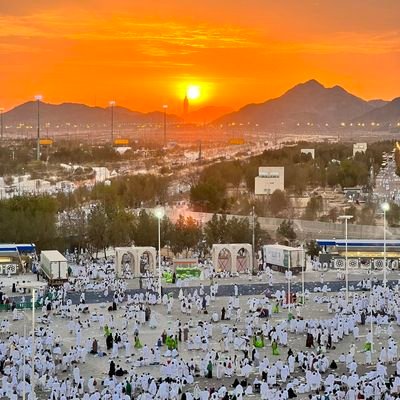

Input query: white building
[301,148,315,159]
[92,167,111,183]
[353,143,367,156]
[255,166,284,195]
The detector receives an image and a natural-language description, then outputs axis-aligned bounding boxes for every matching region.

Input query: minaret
[183,95,189,120]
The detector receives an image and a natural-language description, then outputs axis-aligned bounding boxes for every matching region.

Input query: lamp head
[109,100,116,107]
[381,202,390,212]
[34,95,43,101]
[155,207,164,219]
[338,215,353,220]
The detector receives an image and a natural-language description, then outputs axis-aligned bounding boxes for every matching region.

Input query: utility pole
[198,140,202,164]
[109,100,116,145]
[0,108,4,140]
[163,105,168,147]
[252,205,256,274]
[34,95,42,161]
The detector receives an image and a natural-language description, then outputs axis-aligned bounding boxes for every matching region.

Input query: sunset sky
[1,0,400,114]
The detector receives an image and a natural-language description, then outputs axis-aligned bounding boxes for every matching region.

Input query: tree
[204,214,229,247]
[132,210,158,247]
[190,179,226,212]
[358,204,376,226]
[276,219,297,243]
[107,207,134,248]
[58,207,87,251]
[303,195,323,220]
[386,203,400,227]
[328,207,339,222]
[305,240,321,258]
[269,190,288,216]
[169,215,202,256]
[87,205,109,256]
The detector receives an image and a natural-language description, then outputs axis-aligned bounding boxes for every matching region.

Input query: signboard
[173,258,198,269]
[229,138,245,145]
[265,248,286,268]
[39,138,53,145]
[114,138,129,146]
[0,264,18,274]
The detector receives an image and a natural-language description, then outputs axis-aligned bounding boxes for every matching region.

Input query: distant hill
[186,106,233,124]
[353,97,400,127]
[3,101,181,127]
[368,99,389,108]
[214,79,381,127]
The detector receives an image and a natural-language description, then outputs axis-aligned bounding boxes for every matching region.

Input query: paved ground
[1,268,399,399]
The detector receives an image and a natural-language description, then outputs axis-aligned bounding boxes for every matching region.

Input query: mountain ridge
[214,79,381,127]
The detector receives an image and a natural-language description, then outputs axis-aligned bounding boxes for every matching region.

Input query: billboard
[113,138,129,146]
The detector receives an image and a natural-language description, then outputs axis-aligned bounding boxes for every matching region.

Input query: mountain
[186,106,233,124]
[353,97,400,127]
[368,99,389,108]
[3,101,181,127]
[215,79,376,127]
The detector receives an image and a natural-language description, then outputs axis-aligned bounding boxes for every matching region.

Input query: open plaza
[1,247,400,400]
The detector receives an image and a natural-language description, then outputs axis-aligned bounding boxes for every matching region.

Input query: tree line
[0,195,273,255]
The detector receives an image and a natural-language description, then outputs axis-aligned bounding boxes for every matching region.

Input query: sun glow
[187,85,201,100]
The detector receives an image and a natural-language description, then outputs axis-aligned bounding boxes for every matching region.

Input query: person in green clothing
[104,325,111,337]
[134,336,143,349]
[206,360,213,378]
[125,380,132,397]
[253,334,264,348]
[272,301,280,313]
[271,339,280,356]
[166,335,177,350]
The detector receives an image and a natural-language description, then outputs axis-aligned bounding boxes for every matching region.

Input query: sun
[187,85,200,100]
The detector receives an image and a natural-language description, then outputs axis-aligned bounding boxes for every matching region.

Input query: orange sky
[1,0,400,114]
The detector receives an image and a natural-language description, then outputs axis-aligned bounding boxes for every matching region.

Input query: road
[8,276,395,305]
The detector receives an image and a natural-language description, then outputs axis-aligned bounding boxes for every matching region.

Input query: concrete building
[92,167,111,183]
[353,143,367,156]
[301,148,315,159]
[255,166,284,195]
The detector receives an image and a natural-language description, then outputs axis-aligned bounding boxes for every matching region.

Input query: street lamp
[19,283,43,400]
[34,95,43,161]
[301,245,305,305]
[381,202,390,288]
[109,101,116,145]
[338,215,353,304]
[286,251,292,314]
[252,205,256,274]
[162,105,168,146]
[155,206,164,300]
[0,107,4,140]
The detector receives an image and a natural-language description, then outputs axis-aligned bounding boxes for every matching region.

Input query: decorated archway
[212,244,253,273]
[139,249,156,274]
[236,246,252,273]
[115,246,157,277]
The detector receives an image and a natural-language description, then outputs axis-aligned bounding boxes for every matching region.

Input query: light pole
[155,207,164,300]
[163,105,168,146]
[252,205,256,274]
[0,107,4,140]
[301,246,305,305]
[109,100,116,145]
[31,288,36,399]
[381,202,390,288]
[370,264,374,357]
[338,215,353,304]
[287,252,292,313]
[34,95,42,161]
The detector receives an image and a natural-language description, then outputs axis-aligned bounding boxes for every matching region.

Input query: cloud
[0,13,259,52]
